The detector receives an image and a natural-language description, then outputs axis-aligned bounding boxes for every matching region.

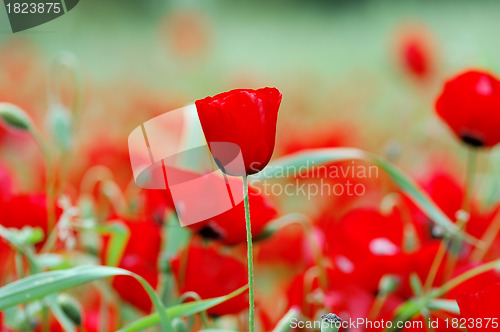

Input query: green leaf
[389,300,423,332]
[428,299,460,314]
[251,148,480,246]
[0,102,32,130]
[118,285,248,332]
[48,104,73,150]
[0,265,172,331]
[0,225,76,331]
[409,273,423,296]
[14,226,45,246]
[0,225,39,272]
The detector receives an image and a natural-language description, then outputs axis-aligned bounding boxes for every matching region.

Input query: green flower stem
[31,128,56,232]
[444,147,478,279]
[243,175,255,332]
[387,259,500,332]
[471,209,500,261]
[178,291,210,328]
[434,258,500,297]
[424,147,478,292]
[50,53,84,183]
[423,235,449,292]
[368,293,388,320]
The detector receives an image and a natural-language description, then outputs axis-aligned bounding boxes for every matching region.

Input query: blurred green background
[2,0,500,180]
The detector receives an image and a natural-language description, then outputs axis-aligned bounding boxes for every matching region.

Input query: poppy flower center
[460,133,484,147]
[199,224,224,240]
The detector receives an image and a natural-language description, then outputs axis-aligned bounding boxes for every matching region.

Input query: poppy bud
[195,87,282,176]
[57,294,82,326]
[0,102,32,131]
[378,274,400,295]
[435,70,500,148]
[172,318,188,332]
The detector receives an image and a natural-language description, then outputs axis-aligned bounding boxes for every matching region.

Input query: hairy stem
[243,175,255,332]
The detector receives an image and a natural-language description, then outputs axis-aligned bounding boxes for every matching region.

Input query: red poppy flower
[0,194,61,239]
[102,218,162,312]
[112,254,159,313]
[402,38,428,78]
[398,34,433,80]
[405,169,497,242]
[287,266,400,322]
[256,222,314,268]
[404,242,447,294]
[170,243,248,316]
[187,186,277,245]
[457,283,500,331]
[140,188,174,224]
[195,88,282,175]
[0,310,10,332]
[82,306,119,332]
[324,208,406,292]
[448,263,500,299]
[72,140,133,189]
[435,70,500,147]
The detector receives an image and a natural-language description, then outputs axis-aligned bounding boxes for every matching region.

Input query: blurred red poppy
[81,306,119,332]
[73,140,133,189]
[170,243,248,316]
[457,283,500,331]
[287,266,400,323]
[195,87,282,175]
[140,188,174,224]
[256,222,313,268]
[406,169,497,242]
[102,218,162,312]
[188,186,277,245]
[324,208,406,292]
[0,194,60,238]
[398,34,432,80]
[448,263,500,299]
[435,70,500,147]
[112,254,159,313]
[402,38,429,78]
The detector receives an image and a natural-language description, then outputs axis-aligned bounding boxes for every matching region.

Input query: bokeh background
[2,0,500,193]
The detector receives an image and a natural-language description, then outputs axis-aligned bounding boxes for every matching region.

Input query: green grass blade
[0,265,172,331]
[95,221,130,267]
[252,148,480,246]
[272,308,300,332]
[118,285,248,332]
